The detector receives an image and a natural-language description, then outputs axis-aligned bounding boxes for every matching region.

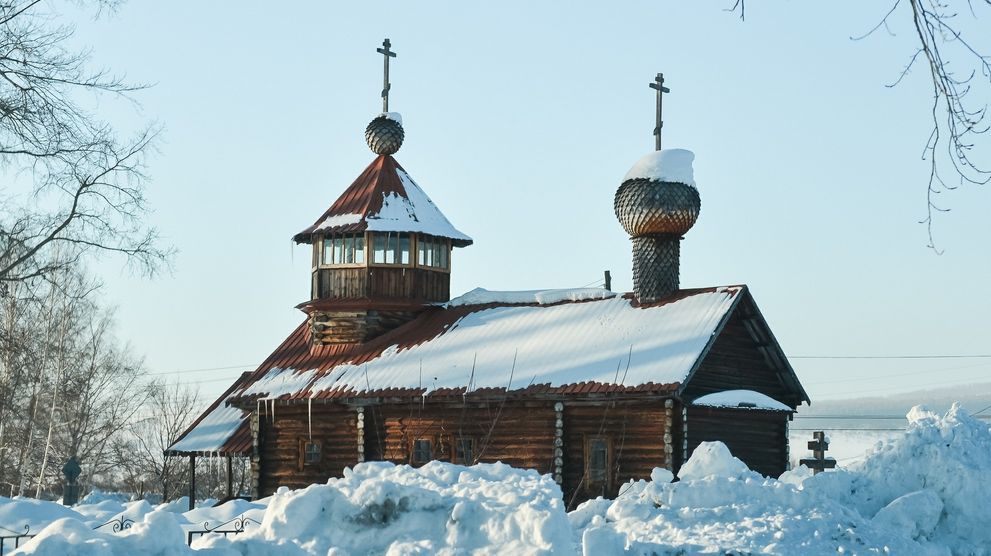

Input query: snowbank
[9,404,991,555]
[623,149,695,186]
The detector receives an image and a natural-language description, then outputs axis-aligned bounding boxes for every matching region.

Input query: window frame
[414,235,452,272]
[369,232,413,268]
[452,436,475,465]
[410,437,434,466]
[319,233,366,268]
[297,438,322,470]
[583,435,613,491]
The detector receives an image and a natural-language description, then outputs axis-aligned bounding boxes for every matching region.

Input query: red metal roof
[292,155,472,246]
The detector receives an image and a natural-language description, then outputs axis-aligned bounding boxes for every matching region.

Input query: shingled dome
[614,149,701,237]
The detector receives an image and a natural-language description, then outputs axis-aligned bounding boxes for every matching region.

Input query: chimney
[614,149,700,303]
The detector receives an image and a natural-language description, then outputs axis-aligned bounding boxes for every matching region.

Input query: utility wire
[791,354,991,360]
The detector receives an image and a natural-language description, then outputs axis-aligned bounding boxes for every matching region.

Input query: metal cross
[377,38,397,112]
[649,73,670,151]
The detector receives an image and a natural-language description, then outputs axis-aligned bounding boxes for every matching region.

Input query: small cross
[649,73,670,151]
[377,38,397,112]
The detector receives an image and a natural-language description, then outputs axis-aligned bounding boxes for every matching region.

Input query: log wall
[561,402,668,508]
[256,403,359,495]
[685,406,789,478]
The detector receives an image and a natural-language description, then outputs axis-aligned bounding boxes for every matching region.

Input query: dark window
[454,438,474,465]
[412,439,432,464]
[587,437,610,486]
[304,441,321,464]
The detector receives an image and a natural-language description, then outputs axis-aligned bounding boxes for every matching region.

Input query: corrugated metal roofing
[166,286,744,455]
[292,155,472,246]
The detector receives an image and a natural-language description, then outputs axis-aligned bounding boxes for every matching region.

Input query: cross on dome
[377,38,397,112]
[649,73,670,151]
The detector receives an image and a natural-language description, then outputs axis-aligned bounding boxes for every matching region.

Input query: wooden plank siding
[685,406,789,477]
[315,267,450,302]
[681,299,799,407]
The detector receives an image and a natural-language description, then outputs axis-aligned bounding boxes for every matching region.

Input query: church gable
[680,289,809,409]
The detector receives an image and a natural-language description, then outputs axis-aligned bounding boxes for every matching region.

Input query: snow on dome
[381,112,402,124]
[692,390,791,411]
[623,148,696,186]
[445,287,616,307]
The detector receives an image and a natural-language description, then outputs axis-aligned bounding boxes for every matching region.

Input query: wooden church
[167,41,810,509]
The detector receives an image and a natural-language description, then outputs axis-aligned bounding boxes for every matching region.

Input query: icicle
[308,397,313,440]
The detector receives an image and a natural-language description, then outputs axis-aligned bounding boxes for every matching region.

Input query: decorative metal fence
[0,513,261,554]
[186,514,261,545]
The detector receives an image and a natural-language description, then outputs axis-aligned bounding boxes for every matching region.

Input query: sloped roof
[167,286,760,455]
[293,155,472,246]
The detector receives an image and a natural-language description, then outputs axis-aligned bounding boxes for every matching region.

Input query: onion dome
[365,112,405,155]
[614,149,700,237]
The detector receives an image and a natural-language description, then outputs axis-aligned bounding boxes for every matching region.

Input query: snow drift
[9,403,991,555]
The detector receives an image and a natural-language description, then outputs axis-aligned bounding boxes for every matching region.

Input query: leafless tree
[0,0,168,289]
[728,0,991,249]
[118,381,199,501]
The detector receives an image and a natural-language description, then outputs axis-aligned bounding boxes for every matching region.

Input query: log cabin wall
[256,403,359,496]
[314,267,450,302]
[561,401,668,509]
[680,303,797,406]
[362,402,557,472]
[685,406,789,477]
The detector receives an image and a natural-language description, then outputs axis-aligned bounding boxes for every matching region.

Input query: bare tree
[119,381,199,501]
[0,0,168,288]
[728,0,991,249]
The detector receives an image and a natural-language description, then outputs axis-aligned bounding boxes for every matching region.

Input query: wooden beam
[188,454,196,512]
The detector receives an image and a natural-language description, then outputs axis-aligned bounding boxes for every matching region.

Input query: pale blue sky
[64,2,990,405]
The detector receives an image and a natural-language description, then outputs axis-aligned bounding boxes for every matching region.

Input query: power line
[805,361,990,386]
[790,354,991,360]
[145,364,258,376]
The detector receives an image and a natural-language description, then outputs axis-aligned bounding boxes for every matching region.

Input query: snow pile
[811,403,991,554]
[13,511,193,556]
[692,389,792,411]
[200,461,571,555]
[445,287,616,307]
[623,148,695,186]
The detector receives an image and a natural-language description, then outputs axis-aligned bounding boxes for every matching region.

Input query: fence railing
[0,512,258,554]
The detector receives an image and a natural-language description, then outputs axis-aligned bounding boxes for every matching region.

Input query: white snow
[363,168,472,243]
[381,112,402,124]
[307,287,740,396]
[313,212,362,232]
[10,404,991,555]
[445,287,616,307]
[692,389,792,411]
[168,404,245,454]
[240,368,317,400]
[623,148,696,186]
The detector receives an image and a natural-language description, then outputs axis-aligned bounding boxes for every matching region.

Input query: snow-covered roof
[231,286,743,403]
[691,389,792,412]
[444,287,616,307]
[623,148,696,186]
[293,155,472,246]
[167,404,247,454]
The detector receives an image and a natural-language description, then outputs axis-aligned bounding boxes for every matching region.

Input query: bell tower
[293,39,472,345]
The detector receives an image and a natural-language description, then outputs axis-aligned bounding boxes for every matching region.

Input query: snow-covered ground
[5,404,990,555]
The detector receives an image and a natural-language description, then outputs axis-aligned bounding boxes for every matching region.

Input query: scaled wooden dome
[614,178,701,237]
[365,115,405,155]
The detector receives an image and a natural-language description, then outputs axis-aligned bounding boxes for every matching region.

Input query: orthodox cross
[377,38,397,112]
[649,73,670,151]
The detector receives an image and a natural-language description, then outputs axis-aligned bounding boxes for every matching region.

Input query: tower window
[417,236,450,269]
[371,232,411,265]
[322,234,365,266]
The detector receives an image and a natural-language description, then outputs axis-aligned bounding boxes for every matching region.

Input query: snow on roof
[167,403,246,454]
[294,155,472,245]
[623,149,696,186]
[237,286,742,400]
[692,389,792,412]
[363,167,472,242]
[445,287,616,307]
